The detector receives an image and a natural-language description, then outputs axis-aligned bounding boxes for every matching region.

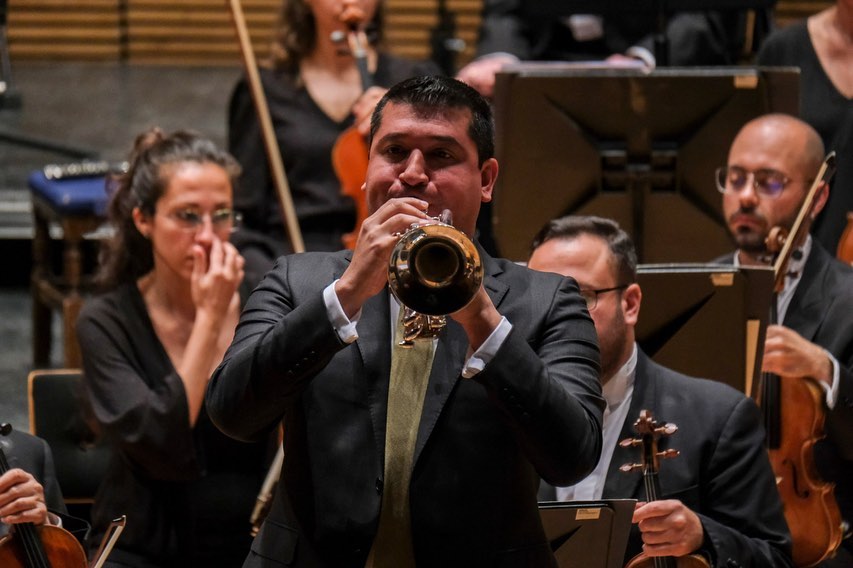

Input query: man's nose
[738,177,760,207]
[399,150,428,187]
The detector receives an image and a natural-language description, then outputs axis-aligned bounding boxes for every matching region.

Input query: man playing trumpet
[207,75,605,567]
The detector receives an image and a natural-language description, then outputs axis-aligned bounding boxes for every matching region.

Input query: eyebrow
[376,132,464,149]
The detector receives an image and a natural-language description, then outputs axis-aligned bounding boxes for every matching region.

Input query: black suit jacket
[207,249,605,567]
[0,429,89,544]
[476,0,756,66]
[541,351,792,567]
[719,244,853,553]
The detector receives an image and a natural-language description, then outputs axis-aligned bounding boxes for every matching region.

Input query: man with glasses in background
[715,114,853,566]
[528,215,792,567]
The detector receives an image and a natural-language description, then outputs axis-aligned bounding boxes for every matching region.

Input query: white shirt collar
[602,343,637,412]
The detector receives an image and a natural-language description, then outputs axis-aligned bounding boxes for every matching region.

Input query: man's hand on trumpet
[335,197,430,319]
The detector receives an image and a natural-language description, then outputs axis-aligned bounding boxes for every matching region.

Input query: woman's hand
[191,237,245,324]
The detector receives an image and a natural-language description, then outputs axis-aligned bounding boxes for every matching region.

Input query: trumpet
[388,209,483,346]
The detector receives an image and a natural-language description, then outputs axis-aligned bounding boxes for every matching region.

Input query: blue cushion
[28,170,109,216]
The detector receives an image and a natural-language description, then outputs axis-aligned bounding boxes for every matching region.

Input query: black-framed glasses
[167,208,242,233]
[579,285,628,310]
[714,166,797,199]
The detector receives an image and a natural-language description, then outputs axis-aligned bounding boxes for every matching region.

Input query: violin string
[1,432,48,568]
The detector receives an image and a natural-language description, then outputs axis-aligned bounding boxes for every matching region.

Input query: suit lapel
[783,244,830,342]
[355,281,394,472]
[412,250,508,466]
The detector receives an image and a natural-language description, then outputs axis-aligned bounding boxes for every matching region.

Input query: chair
[28,169,110,367]
[27,369,111,511]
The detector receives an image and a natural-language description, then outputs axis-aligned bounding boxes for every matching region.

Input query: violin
[0,423,88,568]
[837,211,853,265]
[331,0,373,250]
[619,411,710,568]
[757,152,843,567]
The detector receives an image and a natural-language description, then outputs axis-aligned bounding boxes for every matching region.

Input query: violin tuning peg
[658,448,680,460]
[619,463,643,473]
[619,437,641,448]
[657,422,678,436]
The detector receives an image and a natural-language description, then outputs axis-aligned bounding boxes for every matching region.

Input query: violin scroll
[619,411,711,568]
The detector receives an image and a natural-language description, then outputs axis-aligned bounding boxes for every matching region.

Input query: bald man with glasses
[528,215,792,568]
[715,114,853,567]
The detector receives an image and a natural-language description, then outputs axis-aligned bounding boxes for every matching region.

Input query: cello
[0,423,88,568]
[757,152,843,567]
[331,0,373,250]
[619,410,709,568]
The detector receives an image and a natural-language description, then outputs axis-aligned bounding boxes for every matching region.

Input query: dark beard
[734,230,767,255]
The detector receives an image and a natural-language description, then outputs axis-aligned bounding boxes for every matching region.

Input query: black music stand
[539,499,635,568]
[636,263,774,394]
[491,66,799,262]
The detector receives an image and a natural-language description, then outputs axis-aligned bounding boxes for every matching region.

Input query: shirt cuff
[478,52,520,64]
[625,46,656,70]
[461,316,512,378]
[822,351,841,409]
[47,511,62,528]
[323,280,360,344]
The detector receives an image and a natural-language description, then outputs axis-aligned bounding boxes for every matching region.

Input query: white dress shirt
[557,344,637,501]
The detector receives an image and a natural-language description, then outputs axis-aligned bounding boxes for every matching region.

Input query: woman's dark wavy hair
[268,0,384,72]
[95,128,241,290]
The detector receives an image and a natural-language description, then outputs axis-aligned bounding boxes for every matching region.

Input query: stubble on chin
[732,229,768,255]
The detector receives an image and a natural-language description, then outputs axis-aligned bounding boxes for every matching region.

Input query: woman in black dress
[77,129,272,567]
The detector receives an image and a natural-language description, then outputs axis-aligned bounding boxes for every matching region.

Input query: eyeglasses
[166,208,242,233]
[714,166,797,199]
[579,285,628,311]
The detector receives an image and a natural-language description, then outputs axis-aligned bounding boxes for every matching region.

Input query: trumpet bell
[388,223,482,316]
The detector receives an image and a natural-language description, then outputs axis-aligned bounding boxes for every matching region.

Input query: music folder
[539,499,635,568]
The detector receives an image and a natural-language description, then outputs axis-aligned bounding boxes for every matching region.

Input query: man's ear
[479,158,499,204]
[811,180,830,219]
[622,283,642,327]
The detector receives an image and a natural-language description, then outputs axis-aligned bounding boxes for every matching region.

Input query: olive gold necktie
[367,311,436,567]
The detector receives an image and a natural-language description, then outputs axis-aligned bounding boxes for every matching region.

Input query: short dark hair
[530,215,637,284]
[368,75,495,166]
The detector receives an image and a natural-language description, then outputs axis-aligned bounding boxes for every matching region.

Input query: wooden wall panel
[7,0,121,60]
[774,0,832,27]
[383,0,482,67]
[125,0,279,65]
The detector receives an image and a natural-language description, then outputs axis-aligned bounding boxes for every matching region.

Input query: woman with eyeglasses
[76,129,273,567]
